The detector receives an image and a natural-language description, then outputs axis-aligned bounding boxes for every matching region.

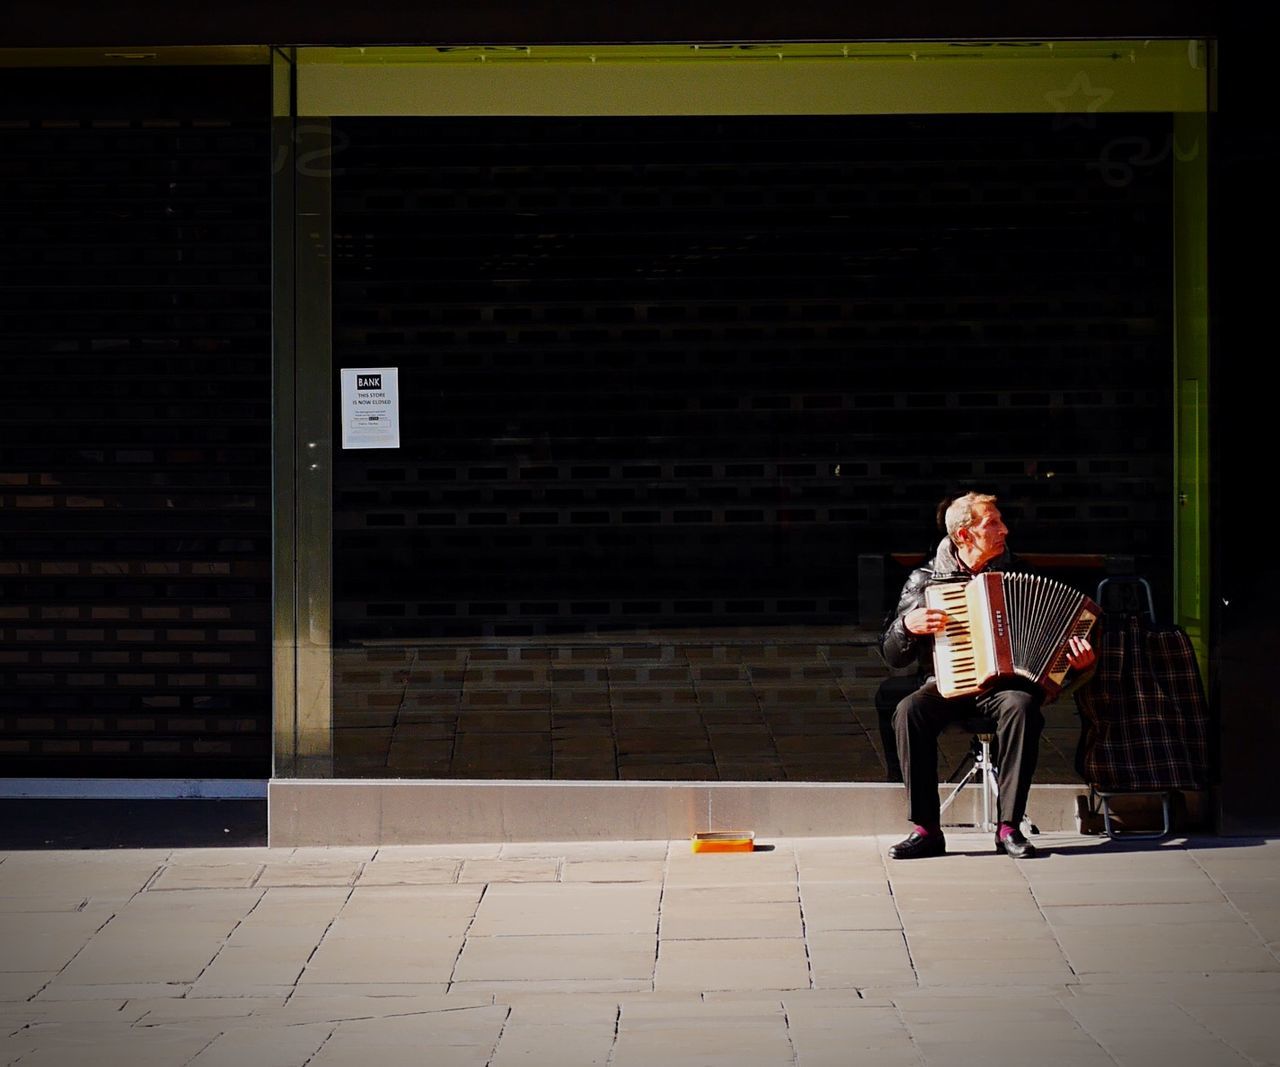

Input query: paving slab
[255,858,365,887]
[499,840,669,861]
[654,937,810,992]
[0,970,55,1001]
[667,883,801,908]
[326,884,482,937]
[806,929,916,988]
[798,886,902,931]
[489,1021,616,1066]
[130,996,290,1022]
[3,1023,217,1067]
[308,1005,510,1067]
[663,852,799,889]
[619,994,784,1018]
[660,897,804,940]
[149,863,266,890]
[611,1007,795,1067]
[354,857,462,885]
[0,905,114,972]
[371,843,503,860]
[457,858,561,883]
[489,998,623,1064]
[890,884,1045,920]
[782,1000,911,1044]
[561,859,667,882]
[455,932,657,983]
[1041,900,1240,926]
[1172,998,1280,1064]
[471,882,660,937]
[448,978,654,996]
[276,991,484,1018]
[0,853,161,906]
[47,889,262,987]
[911,952,1076,987]
[187,1022,334,1067]
[302,935,465,985]
[1058,989,1244,1055]
[31,981,197,1001]
[910,1036,1117,1067]
[1028,877,1228,906]
[1053,919,1280,975]
[219,887,348,948]
[1100,1038,1254,1067]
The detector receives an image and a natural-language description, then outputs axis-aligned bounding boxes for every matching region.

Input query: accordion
[924,572,1100,700]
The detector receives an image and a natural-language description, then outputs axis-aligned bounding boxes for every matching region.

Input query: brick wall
[0,68,272,777]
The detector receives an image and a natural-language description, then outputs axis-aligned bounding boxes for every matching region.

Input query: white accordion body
[924,571,1099,700]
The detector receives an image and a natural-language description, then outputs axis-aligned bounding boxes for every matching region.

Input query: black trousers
[874,675,916,782]
[892,679,1045,828]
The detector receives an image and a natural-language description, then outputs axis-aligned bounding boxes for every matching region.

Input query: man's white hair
[944,492,998,539]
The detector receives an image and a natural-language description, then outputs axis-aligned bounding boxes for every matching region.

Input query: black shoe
[994,826,1036,858]
[888,830,946,859]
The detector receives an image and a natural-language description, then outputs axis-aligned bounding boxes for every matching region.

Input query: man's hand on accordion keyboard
[1065,635,1096,672]
[904,606,949,636]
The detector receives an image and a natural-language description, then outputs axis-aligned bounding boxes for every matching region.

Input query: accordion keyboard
[925,581,978,698]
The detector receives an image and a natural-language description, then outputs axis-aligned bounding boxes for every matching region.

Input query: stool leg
[980,739,993,831]
[978,737,1002,832]
[938,761,982,822]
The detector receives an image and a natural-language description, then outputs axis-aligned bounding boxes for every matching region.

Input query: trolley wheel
[1074,793,1104,835]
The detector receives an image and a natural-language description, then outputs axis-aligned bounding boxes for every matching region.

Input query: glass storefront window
[273,42,1210,790]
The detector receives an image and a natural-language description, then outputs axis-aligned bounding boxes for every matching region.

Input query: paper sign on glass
[340,367,400,449]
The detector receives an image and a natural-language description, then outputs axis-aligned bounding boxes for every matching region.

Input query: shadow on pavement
[0,799,268,850]
[939,834,1273,858]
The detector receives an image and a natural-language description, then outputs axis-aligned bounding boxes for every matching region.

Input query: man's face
[962,503,1008,566]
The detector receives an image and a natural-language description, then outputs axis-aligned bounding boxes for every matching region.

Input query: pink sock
[997,823,1017,840]
[913,824,940,837]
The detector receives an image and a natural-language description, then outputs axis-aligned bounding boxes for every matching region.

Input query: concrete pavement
[2,831,1279,1065]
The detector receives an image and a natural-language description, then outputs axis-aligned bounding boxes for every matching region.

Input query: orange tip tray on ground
[691,830,756,853]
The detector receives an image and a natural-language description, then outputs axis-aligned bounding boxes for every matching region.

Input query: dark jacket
[878,535,1025,676]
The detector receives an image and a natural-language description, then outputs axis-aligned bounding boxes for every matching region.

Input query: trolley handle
[1095,576,1157,625]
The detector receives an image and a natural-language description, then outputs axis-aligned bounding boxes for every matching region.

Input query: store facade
[10,4,1274,840]
[267,41,1210,841]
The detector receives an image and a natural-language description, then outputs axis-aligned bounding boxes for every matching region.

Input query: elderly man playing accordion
[879,492,1096,859]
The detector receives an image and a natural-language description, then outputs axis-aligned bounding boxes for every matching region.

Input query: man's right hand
[904,607,949,636]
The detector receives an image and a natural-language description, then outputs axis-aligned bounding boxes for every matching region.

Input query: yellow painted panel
[298,41,1207,117]
[1172,110,1211,670]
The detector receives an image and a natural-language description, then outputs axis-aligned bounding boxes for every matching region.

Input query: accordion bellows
[925,572,1100,700]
